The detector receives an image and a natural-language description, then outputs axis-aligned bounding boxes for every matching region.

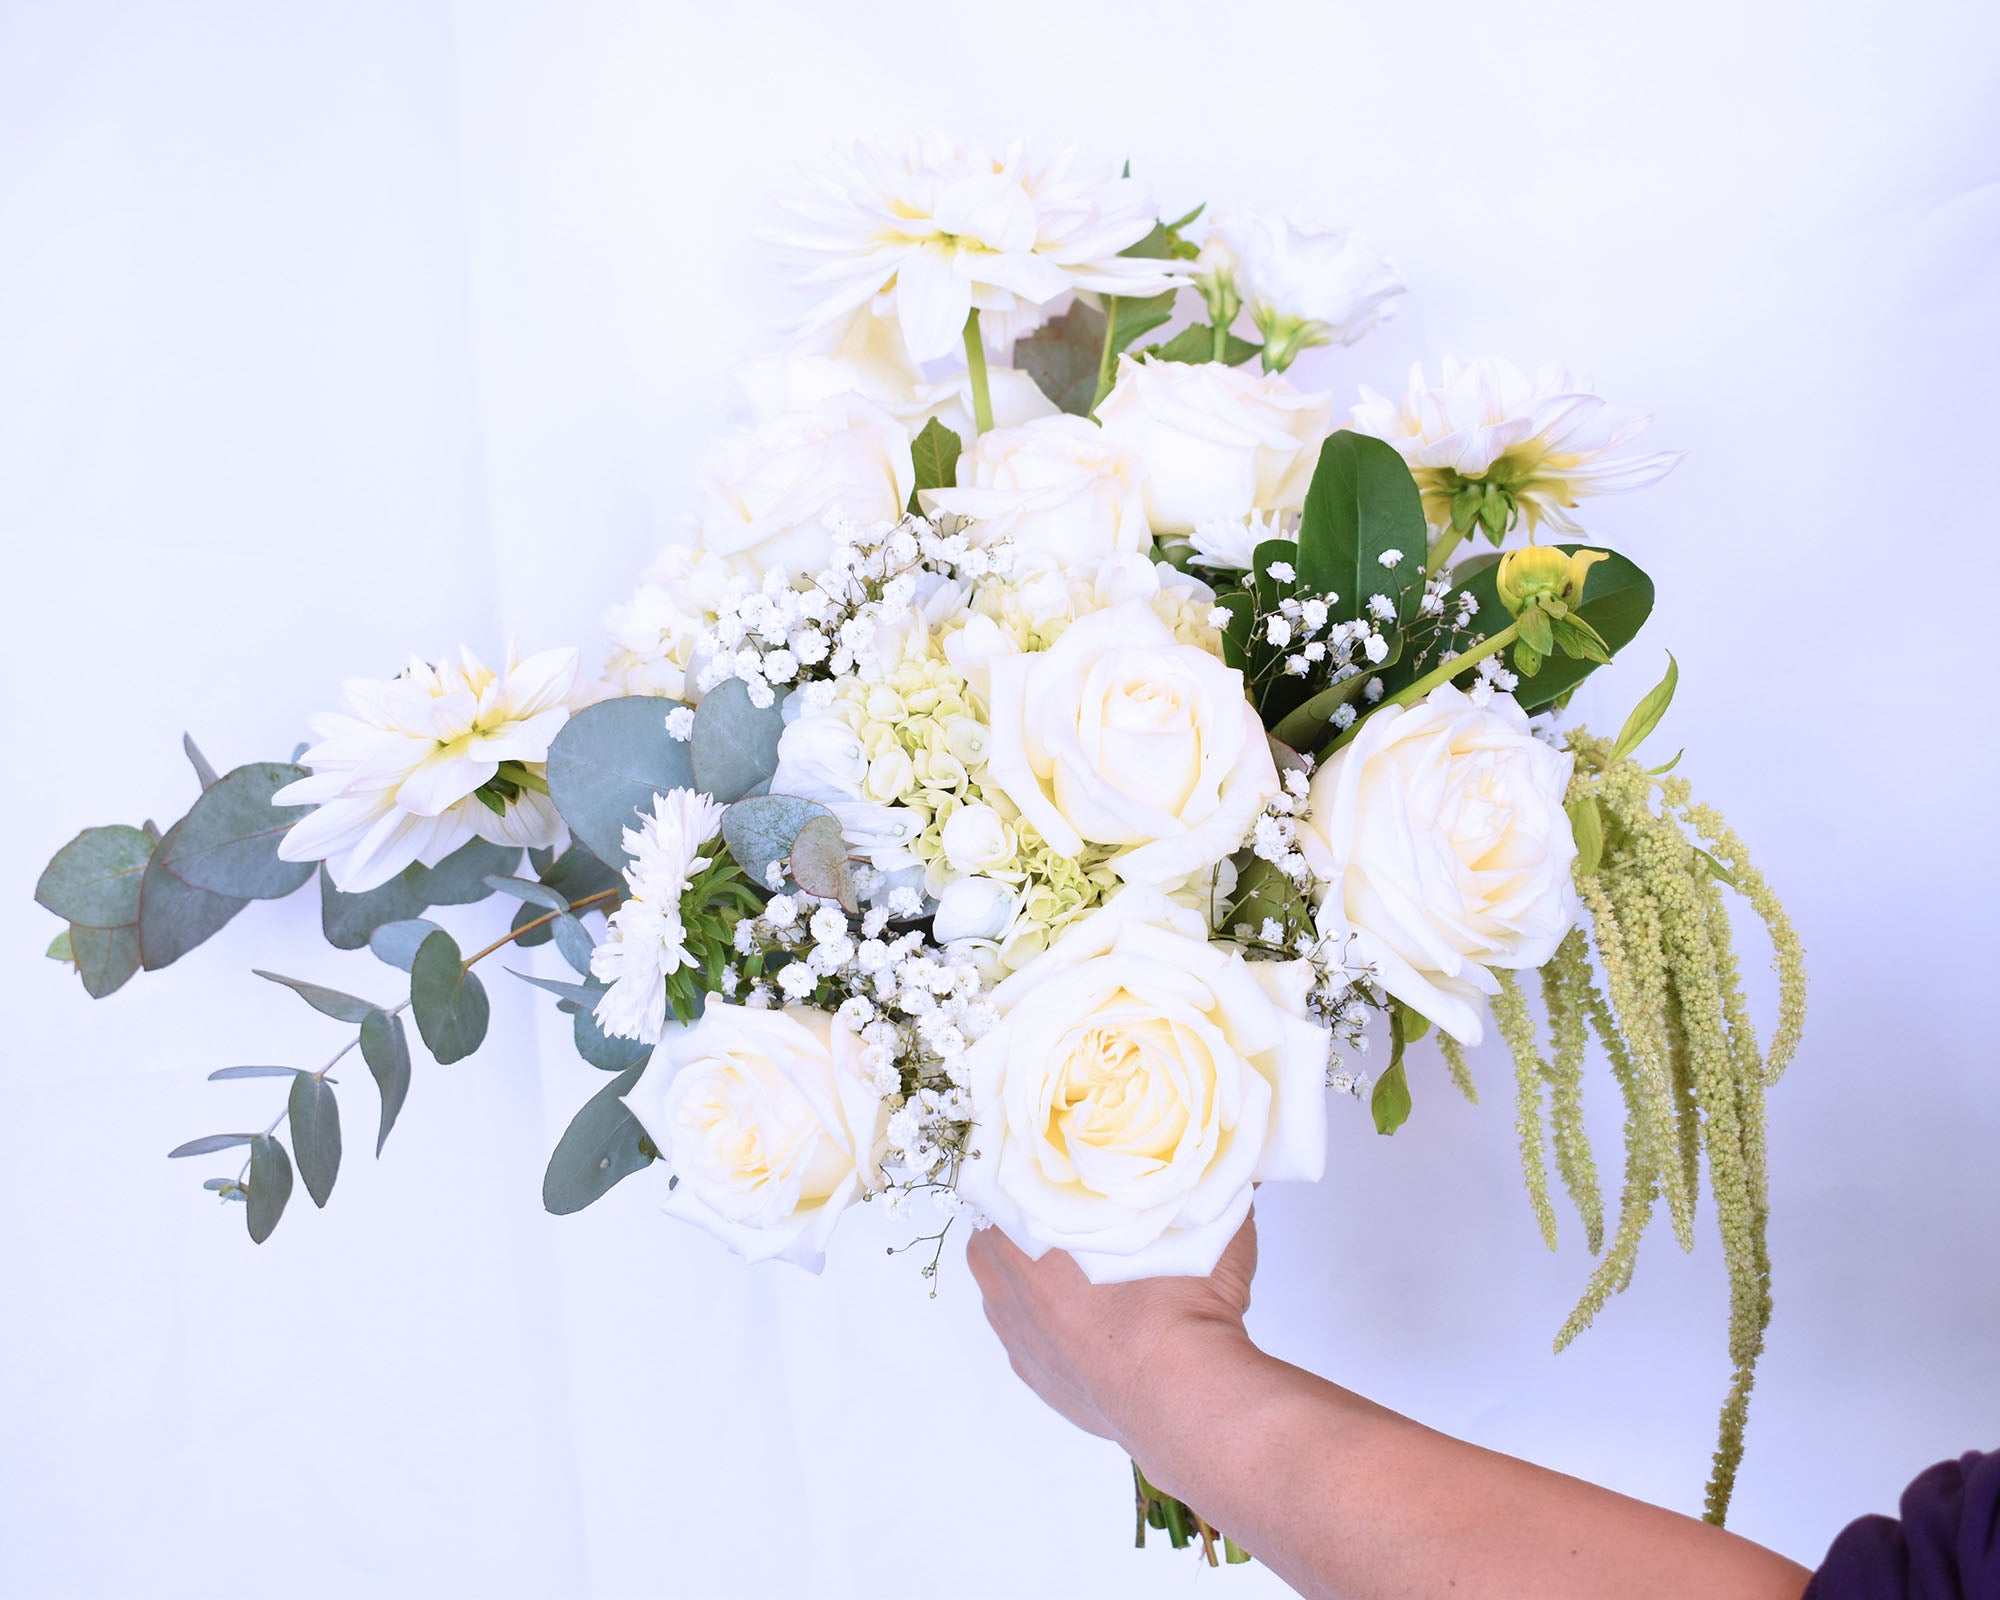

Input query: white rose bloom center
[982,600,1279,888]
[958,889,1327,1282]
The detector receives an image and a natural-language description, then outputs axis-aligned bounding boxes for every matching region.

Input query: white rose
[698,393,915,581]
[622,1002,887,1271]
[1096,356,1333,534]
[1296,685,1580,1046]
[957,888,1327,1282]
[921,414,1151,564]
[940,803,1015,873]
[1204,211,1403,361]
[932,875,1019,942]
[982,600,1278,888]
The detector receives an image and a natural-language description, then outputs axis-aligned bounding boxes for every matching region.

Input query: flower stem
[1426,521,1469,573]
[1092,297,1121,411]
[961,309,994,435]
[1210,319,1228,362]
[1385,621,1520,711]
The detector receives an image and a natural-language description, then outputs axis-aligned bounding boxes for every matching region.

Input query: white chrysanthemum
[275,645,587,893]
[1186,509,1294,572]
[1349,357,1683,534]
[591,788,729,1045]
[777,136,1186,363]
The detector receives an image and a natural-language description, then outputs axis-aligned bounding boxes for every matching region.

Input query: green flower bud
[1495,545,1608,617]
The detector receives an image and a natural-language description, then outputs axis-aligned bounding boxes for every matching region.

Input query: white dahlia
[275,645,588,893]
[1349,356,1682,535]
[590,788,729,1045]
[777,136,1186,364]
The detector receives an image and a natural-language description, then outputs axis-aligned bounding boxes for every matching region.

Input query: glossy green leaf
[789,813,859,911]
[358,1009,412,1156]
[1103,290,1178,361]
[1610,652,1679,764]
[287,1073,340,1208]
[401,838,520,907]
[67,922,142,998]
[542,1063,655,1215]
[137,818,249,970]
[157,762,315,900]
[1371,1057,1412,1135]
[168,1132,257,1158]
[35,825,155,927]
[721,794,835,886]
[246,1134,292,1243]
[1296,433,1428,623]
[367,917,444,972]
[1568,794,1605,877]
[319,865,427,950]
[545,696,698,868]
[409,930,489,1064]
[1144,324,1261,366]
[908,417,962,503]
[691,678,789,805]
[254,969,378,1024]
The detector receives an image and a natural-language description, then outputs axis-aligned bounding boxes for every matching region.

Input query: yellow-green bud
[1496,545,1608,617]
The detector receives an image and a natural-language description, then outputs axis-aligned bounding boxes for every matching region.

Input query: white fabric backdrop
[4,2,1997,1595]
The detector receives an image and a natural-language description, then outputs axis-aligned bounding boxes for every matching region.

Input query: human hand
[965,1212,1261,1450]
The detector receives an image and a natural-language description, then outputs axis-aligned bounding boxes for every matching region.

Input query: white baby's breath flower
[1349,357,1683,534]
[276,645,588,894]
[590,788,729,1045]
[777,136,1185,363]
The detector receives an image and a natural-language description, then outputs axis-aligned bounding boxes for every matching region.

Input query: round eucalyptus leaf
[246,1134,293,1244]
[573,1003,651,1073]
[138,818,249,971]
[720,794,834,887]
[287,1073,341,1208]
[401,837,520,907]
[545,696,696,867]
[319,864,426,950]
[542,1063,654,1214]
[67,921,142,998]
[410,930,489,1064]
[35,825,155,927]
[358,1009,412,1157]
[367,918,444,972]
[158,763,315,900]
[790,814,860,911]
[690,678,788,804]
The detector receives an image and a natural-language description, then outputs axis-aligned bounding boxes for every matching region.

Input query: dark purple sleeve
[1805,1452,2000,1599]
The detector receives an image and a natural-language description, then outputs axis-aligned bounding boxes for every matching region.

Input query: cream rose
[1296,685,1580,1046]
[957,889,1327,1282]
[622,1002,887,1271]
[1095,355,1333,535]
[921,414,1151,565]
[981,600,1278,888]
[697,393,915,581]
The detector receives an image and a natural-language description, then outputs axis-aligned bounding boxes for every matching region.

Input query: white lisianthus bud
[1294,685,1579,1045]
[940,803,1016,874]
[1096,356,1333,536]
[931,875,1019,943]
[922,414,1152,567]
[1204,212,1404,370]
[697,394,915,581]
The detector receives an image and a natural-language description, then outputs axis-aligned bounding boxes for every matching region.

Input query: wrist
[1105,1313,1268,1466]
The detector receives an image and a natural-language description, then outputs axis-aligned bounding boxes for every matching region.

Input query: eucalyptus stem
[961,309,994,435]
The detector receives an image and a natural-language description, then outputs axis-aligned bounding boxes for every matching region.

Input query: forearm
[1114,1321,1811,1600]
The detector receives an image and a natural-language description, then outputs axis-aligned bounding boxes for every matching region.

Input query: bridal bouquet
[35,137,1805,1557]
